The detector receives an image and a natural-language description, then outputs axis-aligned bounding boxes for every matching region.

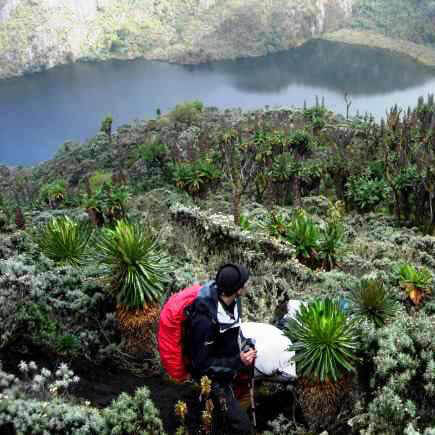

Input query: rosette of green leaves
[286,298,359,382]
[96,220,171,309]
[395,263,432,289]
[35,216,93,267]
[349,279,398,327]
[319,220,345,270]
[269,152,296,183]
[258,211,289,238]
[285,210,320,260]
[172,158,221,196]
[39,180,66,205]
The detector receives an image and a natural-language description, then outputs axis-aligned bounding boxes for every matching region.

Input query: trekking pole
[250,361,256,428]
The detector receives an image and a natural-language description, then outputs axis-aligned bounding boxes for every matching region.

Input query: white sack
[283,299,307,323]
[240,322,296,379]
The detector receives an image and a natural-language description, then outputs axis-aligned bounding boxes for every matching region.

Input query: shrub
[0,398,106,434]
[172,158,221,198]
[170,100,203,123]
[0,255,118,361]
[138,142,168,164]
[345,175,391,212]
[285,298,359,429]
[89,170,112,193]
[103,387,165,434]
[0,361,106,434]
[395,262,432,305]
[100,115,113,136]
[286,298,359,382]
[319,220,345,270]
[96,220,171,309]
[358,313,435,434]
[349,278,398,327]
[34,216,93,267]
[39,180,66,208]
[285,210,320,265]
[0,258,42,349]
[259,211,289,238]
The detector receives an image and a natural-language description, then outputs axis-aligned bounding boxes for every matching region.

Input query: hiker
[188,263,256,434]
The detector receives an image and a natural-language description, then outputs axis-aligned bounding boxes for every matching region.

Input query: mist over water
[1,40,435,166]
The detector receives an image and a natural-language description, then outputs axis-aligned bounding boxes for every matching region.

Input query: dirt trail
[1,348,295,434]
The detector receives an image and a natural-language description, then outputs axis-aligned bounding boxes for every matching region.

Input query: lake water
[1,39,435,166]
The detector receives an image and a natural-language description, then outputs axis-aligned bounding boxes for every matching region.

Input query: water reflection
[190,40,434,95]
[1,39,435,165]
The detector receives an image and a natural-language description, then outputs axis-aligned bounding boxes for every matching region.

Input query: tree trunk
[291,176,301,208]
[233,188,241,226]
[334,173,346,201]
[393,189,401,222]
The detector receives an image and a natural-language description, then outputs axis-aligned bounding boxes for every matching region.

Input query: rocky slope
[0,0,352,79]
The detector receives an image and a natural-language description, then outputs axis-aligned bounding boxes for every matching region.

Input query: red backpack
[157,284,202,382]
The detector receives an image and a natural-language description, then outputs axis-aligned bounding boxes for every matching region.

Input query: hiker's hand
[240,349,257,366]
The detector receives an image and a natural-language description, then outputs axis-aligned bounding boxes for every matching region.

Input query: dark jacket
[187,281,244,383]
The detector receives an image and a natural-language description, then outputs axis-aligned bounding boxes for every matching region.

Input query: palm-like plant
[173,159,221,198]
[348,279,398,327]
[105,185,131,223]
[39,180,66,209]
[319,221,345,270]
[35,216,93,267]
[259,211,289,238]
[96,220,171,353]
[285,210,320,266]
[396,263,432,305]
[286,299,359,382]
[269,152,296,183]
[285,298,359,427]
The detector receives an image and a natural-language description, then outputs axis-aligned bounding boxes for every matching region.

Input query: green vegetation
[34,216,93,267]
[349,278,398,327]
[395,262,433,305]
[286,298,359,429]
[286,298,359,382]
[100,115,113,137]
[96,220,170,309]
[172,157,221,198]
[285,210,320,264]
[39,180,66,209]
[352,0,435,47]
[170,100,204,124]
[1,101,435,434]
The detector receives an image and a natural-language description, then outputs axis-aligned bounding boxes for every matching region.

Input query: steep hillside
[352,0,435,47]
[0,0,352,79]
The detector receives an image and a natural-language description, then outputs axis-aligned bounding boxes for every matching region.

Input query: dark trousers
[211,383,253,435]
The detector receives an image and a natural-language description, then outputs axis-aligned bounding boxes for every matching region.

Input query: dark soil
[75,372,297,434]
[1,346,297,434]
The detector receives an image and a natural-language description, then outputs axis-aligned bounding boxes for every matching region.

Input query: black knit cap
[215,263,250,295]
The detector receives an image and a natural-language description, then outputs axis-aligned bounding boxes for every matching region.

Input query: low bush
[0,362,165,434]
[346,175,391,213]
[170,100,204,123]
[172,158,221,198]
[39,180,66,209]
[103,387,165,434]
[33,216,93,267]
[354,312,435,434]
[349,278,399,327]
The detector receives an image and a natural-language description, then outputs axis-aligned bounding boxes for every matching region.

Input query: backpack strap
[182,297,218,372]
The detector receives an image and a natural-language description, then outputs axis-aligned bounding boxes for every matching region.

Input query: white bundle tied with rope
[240,299,305,381]
[239,300,304,426]
[240,322,297,380]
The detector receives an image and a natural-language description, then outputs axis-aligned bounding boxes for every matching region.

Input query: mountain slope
[0,0,352,79]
